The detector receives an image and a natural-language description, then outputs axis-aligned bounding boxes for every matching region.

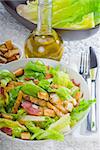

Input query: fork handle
[87,80,97,132]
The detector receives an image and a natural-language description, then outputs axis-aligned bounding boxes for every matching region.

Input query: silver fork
[79,50,91,89]
[79,51,90,80]
[79,50,92,131]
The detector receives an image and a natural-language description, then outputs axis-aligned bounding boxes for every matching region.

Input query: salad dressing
[25,0,64,61]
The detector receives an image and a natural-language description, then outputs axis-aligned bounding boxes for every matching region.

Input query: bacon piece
[0,127,12,136]
[21,101,32,108]
[21,101,40,116]
[71,79,80,87]
[0,87,4,95]
[23,94,47,107]
[45,73,53,79]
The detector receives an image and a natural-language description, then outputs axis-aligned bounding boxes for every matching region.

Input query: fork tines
[79,51,90,80]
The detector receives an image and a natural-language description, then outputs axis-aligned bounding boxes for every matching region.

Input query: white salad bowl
[0,58,90,150]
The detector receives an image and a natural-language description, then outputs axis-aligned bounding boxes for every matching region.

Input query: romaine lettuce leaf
[17,0,100,30]
[0,118,27,138]
[25,121,44,139]
[38,79,50,91]
[24,61,47,74]
[0,70,15,80]
[37,129,64,141]
[70,99,96,126]
[36,116,57,129]
[12,109,26,120]
[53,71,69,87]
[38,79,55,92]
[48,114,71,132]
[56,87,71,100]
[25,121,64,141]
[24,61,46,80]
[0,70,15,86]
[6,86,22,113]
[21,83,46,97]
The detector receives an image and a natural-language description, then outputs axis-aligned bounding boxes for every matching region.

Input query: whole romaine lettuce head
[17,0,100,30]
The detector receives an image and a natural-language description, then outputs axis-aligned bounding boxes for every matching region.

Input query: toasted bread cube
[44,108,55,117]
[12,91,23,113]
[38,92,49,101]
[2,113,13,120]
[7,55,17,62]
[0,56,7,63]
[21,132,31,140]
[5,40,13,50]
[4,49,19,58]
[13,68,24,77]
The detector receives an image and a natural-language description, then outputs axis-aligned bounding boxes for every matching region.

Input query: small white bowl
[0,42,23,66]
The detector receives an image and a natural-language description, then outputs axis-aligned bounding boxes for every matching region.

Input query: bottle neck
[36,0,52,35]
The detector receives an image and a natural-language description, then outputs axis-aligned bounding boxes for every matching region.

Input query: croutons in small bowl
[0,40,23,65]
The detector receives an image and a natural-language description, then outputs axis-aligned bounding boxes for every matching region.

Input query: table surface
[0,2,100,150]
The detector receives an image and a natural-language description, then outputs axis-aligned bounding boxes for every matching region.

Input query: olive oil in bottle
[25,0,64,61]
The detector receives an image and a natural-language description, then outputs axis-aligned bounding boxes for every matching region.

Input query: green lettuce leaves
[17,0,100,30]
[6,86,22,113]
[0,118,27,138]
[25,121,64,141]
[70,99,96,126]
[53,71,69,87]
[21,83,46,97]
[0,70,15,86]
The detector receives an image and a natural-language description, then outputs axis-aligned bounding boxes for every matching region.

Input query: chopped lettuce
[25,121,64,141]
[0,118,27,138]
[20,115,46,122]
[37,129,64,141]
[53,71,70,87]
[25,121,44,139]
[56,87,71,100]
[71,86,80,97]
[70,99,96,126]
[21,83,46,97]
[24,61,47,74]
[0,78,12,87]
[0,92,9,113]
[24,61,46,80]
[36,117,57,129]
[49,65,60,76]
[67,81,74,89]
[12,109,26,120]
[0,70,15,80]
[0,70,15,86]
[38,79,50,91]
[6,86,22,113]
[0,98,6,113]
[48,114,70,133]
[38,79,54,92]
